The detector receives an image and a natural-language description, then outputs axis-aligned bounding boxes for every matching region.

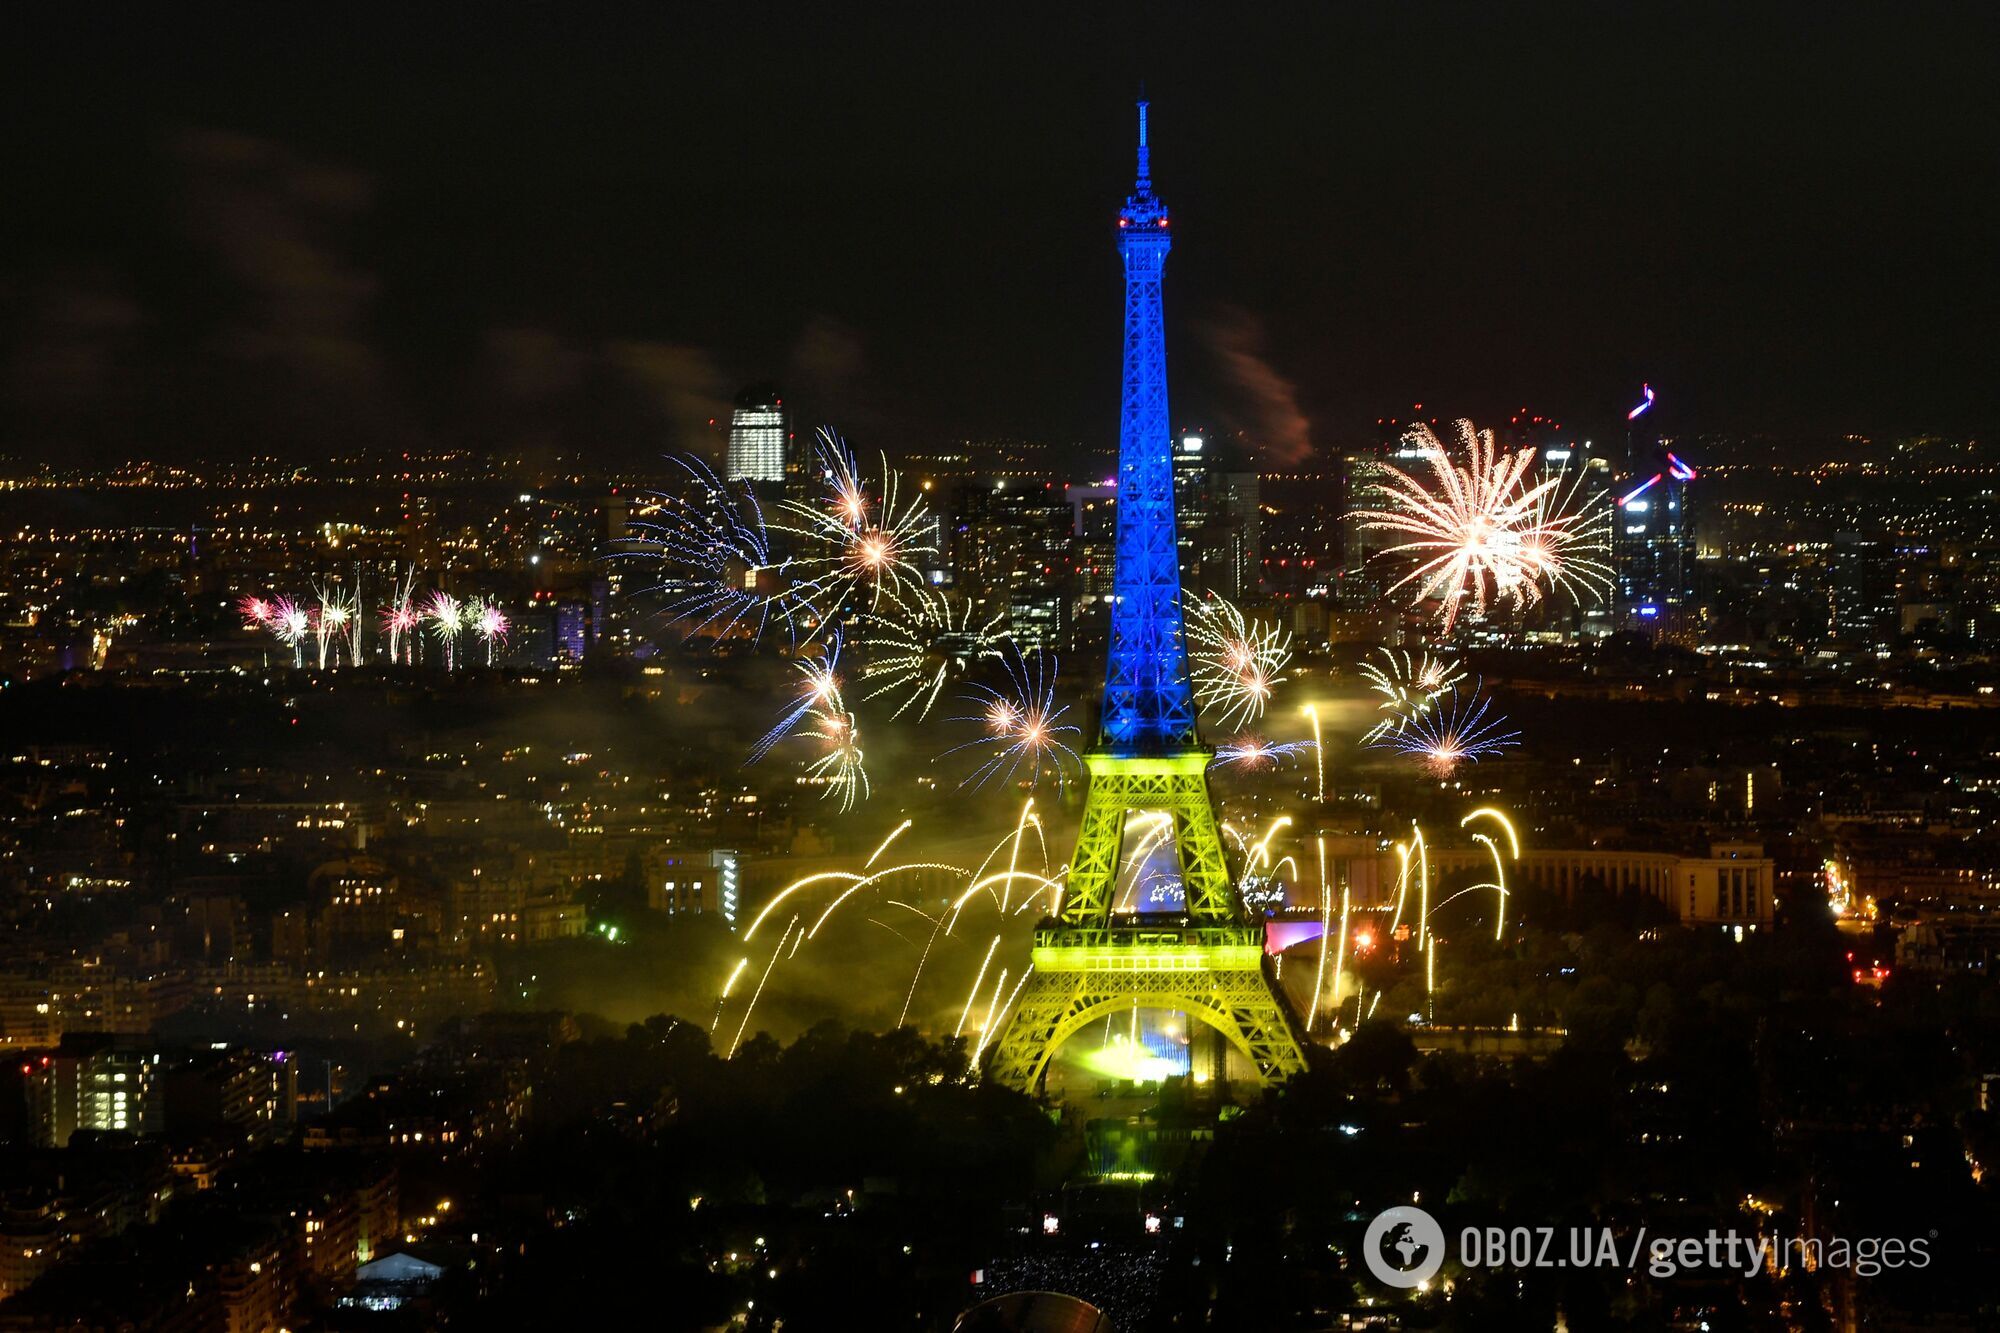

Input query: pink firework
[381,600,420,664]
[472,600,509,665]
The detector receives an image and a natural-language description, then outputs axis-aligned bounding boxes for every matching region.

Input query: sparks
[424,591,466,672]
[470,597,509,665]
[749,637,871,811]
[941,649,1082,792]
[855,589,1010,720]
[1351,419,1612,631]
[1371,682,1521,777]
[1359,647,1466,743]
[1212,736,1315,771]
[380,571,421,666]
[1185,592,1292,729]
[609,452,806,646]
[772,428,936,626]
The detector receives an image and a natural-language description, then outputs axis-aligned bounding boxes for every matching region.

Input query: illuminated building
[988,103,1308,1092]
[946,478,1072,618]
[26,1034,162,1147]
[1171,431,1211,560]
[1172,430,1261,598]
[1829,532,1903,648]
[1422,843,1776,929]
[649,849,742,926]
[1203,466,1261,598]
[1614,384,1700,632]
[724,382,787,484]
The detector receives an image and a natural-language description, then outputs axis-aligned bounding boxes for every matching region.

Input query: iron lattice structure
[987,103,1308,1093]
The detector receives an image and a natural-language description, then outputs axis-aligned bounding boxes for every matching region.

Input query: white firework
[1352,419,1612,631]
[1358,647,1467,744]
[611,453,804,646]
[856,590,1010,720]
[1186,592,1292,729]
[772,428,936,628]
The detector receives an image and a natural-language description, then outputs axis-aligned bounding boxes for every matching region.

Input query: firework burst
[1186,592,1291,729]
[856,590,1010,720]
[1352,419,1612,631]
[1212,736,1316,772]
[381,599,419,664]
[242,594,308,667]
[272,598,310,667]
[749,638,871,811]
[311,586,357,669]
[424,591,466,671]
[940,649,1082,791]
[803,703,870,813]
[610,453,803,646]
[1370,682,1521,777]
[1359,647,1466,743]
[470,598,508,666]
[751,639,849,763]
[773,429,935,626]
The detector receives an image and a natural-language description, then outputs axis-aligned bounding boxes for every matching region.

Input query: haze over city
[0,7,1996,1332]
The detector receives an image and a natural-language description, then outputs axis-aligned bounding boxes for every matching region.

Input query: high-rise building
[1206,468,1261,598]
[1614,386,1700,634]
[26,1035,162,1146]
[1829,533,1903,649]
[1172,431,1212,560]
[946,480,1072,621]
[724,383,786,484]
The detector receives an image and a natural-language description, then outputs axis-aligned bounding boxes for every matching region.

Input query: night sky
[6,4,1996,469]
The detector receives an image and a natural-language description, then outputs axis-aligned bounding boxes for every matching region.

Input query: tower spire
[984,100,1309,1096]
[1135,98,1151,190]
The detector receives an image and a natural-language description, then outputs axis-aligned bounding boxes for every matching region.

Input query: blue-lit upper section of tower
[1099,100,1200,754]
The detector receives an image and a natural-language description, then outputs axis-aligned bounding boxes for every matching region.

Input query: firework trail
[1186,592,1291,729]
[856,589,1010,720]
[424,591,465,672]
[345,574,365,664]
[381,572,421,666]
[1212,736,1316,772]
[718,809,1066,1045]
[610,453,805,646]
[750,638,850,763]
[1359,647,1466,743]
[773,428,936,627]
[1369,682,1521,777]
[1351,419,1612,631]
[939,649,1082,792]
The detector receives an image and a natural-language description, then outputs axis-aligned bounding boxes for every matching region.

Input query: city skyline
[0,13,1995,1331]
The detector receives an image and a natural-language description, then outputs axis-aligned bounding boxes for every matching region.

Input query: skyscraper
[1614,386,1699,635]
[723,383,786,484]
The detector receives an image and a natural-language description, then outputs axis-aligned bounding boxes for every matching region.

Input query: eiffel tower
[986,102,1310,1093]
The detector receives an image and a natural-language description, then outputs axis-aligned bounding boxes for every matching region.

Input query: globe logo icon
[1362,1205,1446,1288]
